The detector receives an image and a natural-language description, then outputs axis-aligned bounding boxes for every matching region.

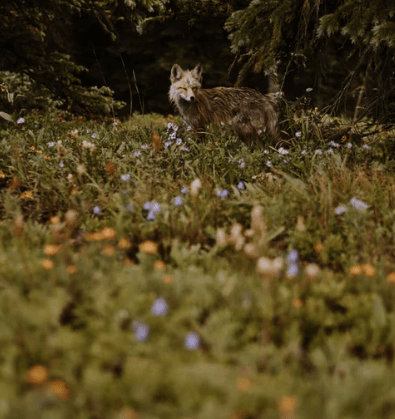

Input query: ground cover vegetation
[1,100,395,418]
[1,0,395,418]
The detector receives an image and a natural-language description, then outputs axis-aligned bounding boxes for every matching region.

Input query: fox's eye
[192,87,197,92]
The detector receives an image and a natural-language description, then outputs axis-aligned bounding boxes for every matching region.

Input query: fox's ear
[170,64,183,82]
[192,63,203,82]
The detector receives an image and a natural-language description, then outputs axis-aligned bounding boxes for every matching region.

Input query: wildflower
[66,265,77,274]
[350,197,369,211]
[47,141,56,147]
[173,196,183,206]
[237,181,245,190]
[305,263,320,280]
[41,259,54,270]
[141,144,149,150]
[286,263,299,278]
[349,265,362,276]
[163,274,173,284]
[278,147,289,155]
[287,250,299,264]
[125,204,132,211]
[386,272,395,284]
[91,132,98,139]
[256,257,277,279]
[216,189,228,198]
[93,206,101,214]
[238,158,245,168]
[251,205,266,236]
[140,240,158,254]
[306,87,313,92]
[362,144,371,150]
[346,142,352,148]
[244,242,258,258]
[215,228,228,247]
[16,117,25,124]
[154,261,166,270]
[59,161,65,168]
[118,237,131,249]
[190,178,202,197]
[327,148,334,154]
[181,187,188,194]
[27,365,49,386]
[180,145,189,151]
[185,332,200,350]
[361,263,376,277]
[328,141,340,148]
[102,245,115,256]
[278,396,297,415]
[133,151,141,157]
[334,205,347,215]
[301,149,307,155]
[164,141,173,148]
[151,297,168,316]
[44,244,61,256]
[266,161,272,168]
[147,211,155,220]
[49,379,70,401]
[314,149,322,155]
[264,149,269,154]
[121,173,131,182]
[295,131,302,138]
[176,138,183,145]
[151,202,161,212]
[132,321,149,341]
[143,201,152,211]
[292,299,303,308]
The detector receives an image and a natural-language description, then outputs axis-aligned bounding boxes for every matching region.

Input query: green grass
[1,108,395,419]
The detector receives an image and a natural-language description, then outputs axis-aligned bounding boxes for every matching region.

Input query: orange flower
[102,245,115,256]
[19,190,34,200]
[163,274,173,284]
[386,272,395,284]
[361,263,376,277]
[66,265,77,274]
[118,237,131,249]
[50,216,61,224]
[27,365,48,386]
[237,376,252,392]
[44,244,62,256]
[140,240,158,254]
[42,259,54,270]
[278,395,297,414]
[154,260,166,270]
[349,265,362,276]
[314,242,324,253]
[49,379,70,400]
[101,227,116,240]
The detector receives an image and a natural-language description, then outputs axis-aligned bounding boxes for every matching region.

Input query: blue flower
[286,263,299,277]
[176,138,183,145]
[151,298,168,316]
[173,196,183,206]
[93,206,101,214]
[59,161,65,168]
[47,141,56,147]
[334,205,347,215]
[91,132,98,139]
[216,189,228,198]
[306,87,313,92]
[237,181,245,190]
[143,201,152,210]
[164,141,173,148]
[151,202,161,212]
[147,211,155,220]
[121,173,131,182]
[133,151,141,157]
[287,250,299,264]
[141,144,149,150]
[181,187,188,194]
[132,321,150,342]
[350,197,368,211]
[185,332,200,350]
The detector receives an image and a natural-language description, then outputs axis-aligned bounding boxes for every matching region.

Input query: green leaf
[0,111,13,122]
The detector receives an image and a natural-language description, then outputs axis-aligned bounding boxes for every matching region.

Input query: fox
[168,63,279,146]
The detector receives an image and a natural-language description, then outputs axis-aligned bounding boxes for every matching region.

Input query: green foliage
[1,105,395,418]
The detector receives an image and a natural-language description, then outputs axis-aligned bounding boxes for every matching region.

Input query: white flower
[314,149,322,155]
[190,178,202,196]
[295,131,302,138]
[16,117,25,124]
[346,142,352,148]
[278,147,289,155]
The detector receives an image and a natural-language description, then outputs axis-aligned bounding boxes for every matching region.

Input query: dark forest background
[1,0,395,124]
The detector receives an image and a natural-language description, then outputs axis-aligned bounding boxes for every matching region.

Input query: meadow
[1,103,395,419]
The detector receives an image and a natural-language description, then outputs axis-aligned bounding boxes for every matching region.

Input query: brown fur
[169,63,279,145]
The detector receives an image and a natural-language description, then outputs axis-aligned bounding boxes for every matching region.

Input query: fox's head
[169,64,202,103]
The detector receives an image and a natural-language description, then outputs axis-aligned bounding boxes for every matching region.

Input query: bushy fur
[169,63,279,145]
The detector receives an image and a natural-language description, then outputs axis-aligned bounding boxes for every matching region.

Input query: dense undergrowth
[1,105,395,419]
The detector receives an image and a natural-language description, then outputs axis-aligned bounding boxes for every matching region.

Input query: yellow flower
[118,237,131,249]
[140,240,158,254]
[101,227,116,240]
[27,365,48,386]
[163,274,173,284]
[41,259,54,270]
